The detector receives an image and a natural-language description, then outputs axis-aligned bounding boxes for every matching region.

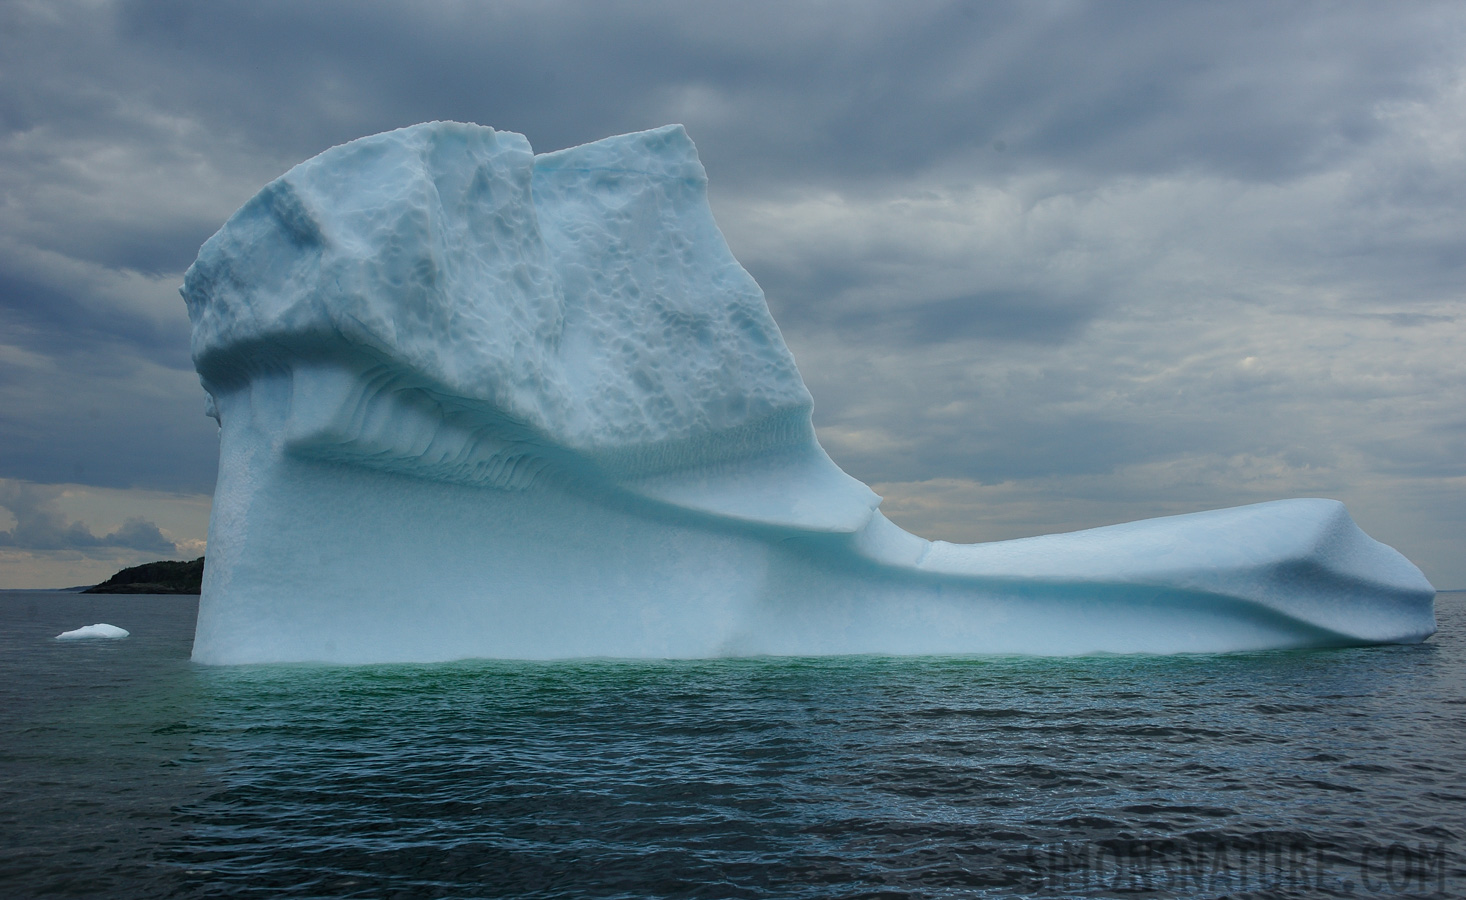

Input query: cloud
[0,298,218,491]
[4,2,1454,193]
[0,479,179,555]
[0,0,1464,586]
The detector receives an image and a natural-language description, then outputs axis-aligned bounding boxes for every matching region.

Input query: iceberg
[56,624,129,640]
[181,122,1436,664]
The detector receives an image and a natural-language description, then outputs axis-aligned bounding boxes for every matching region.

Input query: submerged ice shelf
[182,122,1436,664]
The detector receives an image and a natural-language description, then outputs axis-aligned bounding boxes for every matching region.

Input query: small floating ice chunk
[56,624,130,640]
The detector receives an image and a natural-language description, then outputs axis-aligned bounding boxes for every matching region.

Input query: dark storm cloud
[0,272,191,366]
[9,1,1452,188]
[1,0,1464,582]
[0,481,177,554]
[4,1,1459,286]
[0,358,217,493]
[48,220,219,281]
[760,281,1094,347]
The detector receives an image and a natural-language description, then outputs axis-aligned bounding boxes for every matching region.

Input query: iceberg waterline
[181,121,1436,664]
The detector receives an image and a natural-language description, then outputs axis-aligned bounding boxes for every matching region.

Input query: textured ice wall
[182,122,1436,664]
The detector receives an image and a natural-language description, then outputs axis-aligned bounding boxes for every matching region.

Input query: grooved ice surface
[181,122,1436,664]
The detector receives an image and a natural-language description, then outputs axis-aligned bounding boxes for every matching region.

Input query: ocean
[2,590,1462,899]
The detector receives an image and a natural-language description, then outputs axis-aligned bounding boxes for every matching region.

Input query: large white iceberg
[181,122,1436,664]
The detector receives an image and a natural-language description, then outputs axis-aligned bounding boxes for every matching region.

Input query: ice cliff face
[182,122,1435,664]
[184,123,873,531]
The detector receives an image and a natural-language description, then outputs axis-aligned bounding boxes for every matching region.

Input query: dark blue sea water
[2,591,1462,899]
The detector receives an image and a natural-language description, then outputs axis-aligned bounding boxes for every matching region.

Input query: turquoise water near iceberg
[2,591,1462,898]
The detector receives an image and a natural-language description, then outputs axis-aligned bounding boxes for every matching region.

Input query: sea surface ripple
[2,592,1463,898]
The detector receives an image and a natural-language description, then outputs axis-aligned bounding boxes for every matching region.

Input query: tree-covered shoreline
[84,558,204,594]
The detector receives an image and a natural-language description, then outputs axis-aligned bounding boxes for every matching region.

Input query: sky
[1,0,1463,588]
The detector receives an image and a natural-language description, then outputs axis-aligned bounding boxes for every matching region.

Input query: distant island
[84,557,204,594]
